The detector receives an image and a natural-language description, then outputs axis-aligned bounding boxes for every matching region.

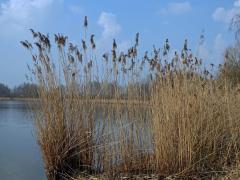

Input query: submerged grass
[21,17,240,179]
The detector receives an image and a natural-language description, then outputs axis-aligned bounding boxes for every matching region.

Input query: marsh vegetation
[20,16,240,179]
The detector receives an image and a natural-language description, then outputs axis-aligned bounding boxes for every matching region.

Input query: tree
[12,83,39,98]
[231,14,240,43]
[219,46,240,86]
[0,83,11,97]
[218,14,240,86]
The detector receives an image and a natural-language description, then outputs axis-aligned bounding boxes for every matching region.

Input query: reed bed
[21,17,240,179]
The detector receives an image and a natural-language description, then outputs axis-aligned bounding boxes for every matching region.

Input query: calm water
[0,100,152,179]
[0,100,46,180]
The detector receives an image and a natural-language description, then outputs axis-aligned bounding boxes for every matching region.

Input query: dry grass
[151,72,240,178]
[21,18,240,179]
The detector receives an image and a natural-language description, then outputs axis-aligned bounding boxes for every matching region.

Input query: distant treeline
[0,83,38,98]
[0,81,151,99]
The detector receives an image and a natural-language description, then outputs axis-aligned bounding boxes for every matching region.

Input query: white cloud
[159,1,192,16]
[197,33,228,64]
[197,44,211,61]
[98,12,121,39]
[0,0,54,22]
[212,1,240,24]
[212,7,237,23]
[0,0,58,36]
[97,12,129,52]
[234,0,240,7]
[214,33,226,52]
[213,33,227,63]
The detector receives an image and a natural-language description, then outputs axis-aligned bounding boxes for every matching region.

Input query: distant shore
[0,97,151,106]
[0,97,38,101]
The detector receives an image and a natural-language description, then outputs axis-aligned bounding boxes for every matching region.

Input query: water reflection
[0,100,153,179]
[0,100,46,180]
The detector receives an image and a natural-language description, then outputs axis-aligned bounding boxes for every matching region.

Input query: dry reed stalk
[21,20,240,179]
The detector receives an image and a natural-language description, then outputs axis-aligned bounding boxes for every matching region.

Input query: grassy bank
[21,18,240,179]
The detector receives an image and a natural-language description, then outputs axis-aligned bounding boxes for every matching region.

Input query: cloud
[98,12,121,39]
[212,0,240,24]
[159,1,192,16]
[214,33,226,52]
[197,44,211,62]
[0,0,54,22]
[234,0,240,7]
[213,33,227,63]
[0,0,59,37]
[197,33,227,64]
[212,7,237,23]
[97,11,130,52]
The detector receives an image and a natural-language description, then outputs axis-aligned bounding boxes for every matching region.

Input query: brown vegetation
[21,17,240,179]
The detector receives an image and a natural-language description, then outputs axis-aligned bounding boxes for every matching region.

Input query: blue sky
[0,0,239,87]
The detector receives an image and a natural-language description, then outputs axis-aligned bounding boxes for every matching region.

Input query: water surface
[0,100,46,180]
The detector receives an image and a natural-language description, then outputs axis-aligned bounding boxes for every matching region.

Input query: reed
[151,70,240,178]
[21,17,240,179]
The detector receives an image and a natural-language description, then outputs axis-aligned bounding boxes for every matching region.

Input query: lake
[0,100,46,180]
[0,100,152,179]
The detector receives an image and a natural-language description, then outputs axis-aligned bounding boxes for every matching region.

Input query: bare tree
[231,14,240,43]
[0,83,11,97]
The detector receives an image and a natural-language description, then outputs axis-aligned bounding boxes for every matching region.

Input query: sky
[0,0,239,87]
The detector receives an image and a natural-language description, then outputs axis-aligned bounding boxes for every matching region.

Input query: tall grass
[21,18,240,179]
[152,69,240,178]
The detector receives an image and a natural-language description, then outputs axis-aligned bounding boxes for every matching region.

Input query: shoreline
[0,97,151,106]
[0,97,38,101]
